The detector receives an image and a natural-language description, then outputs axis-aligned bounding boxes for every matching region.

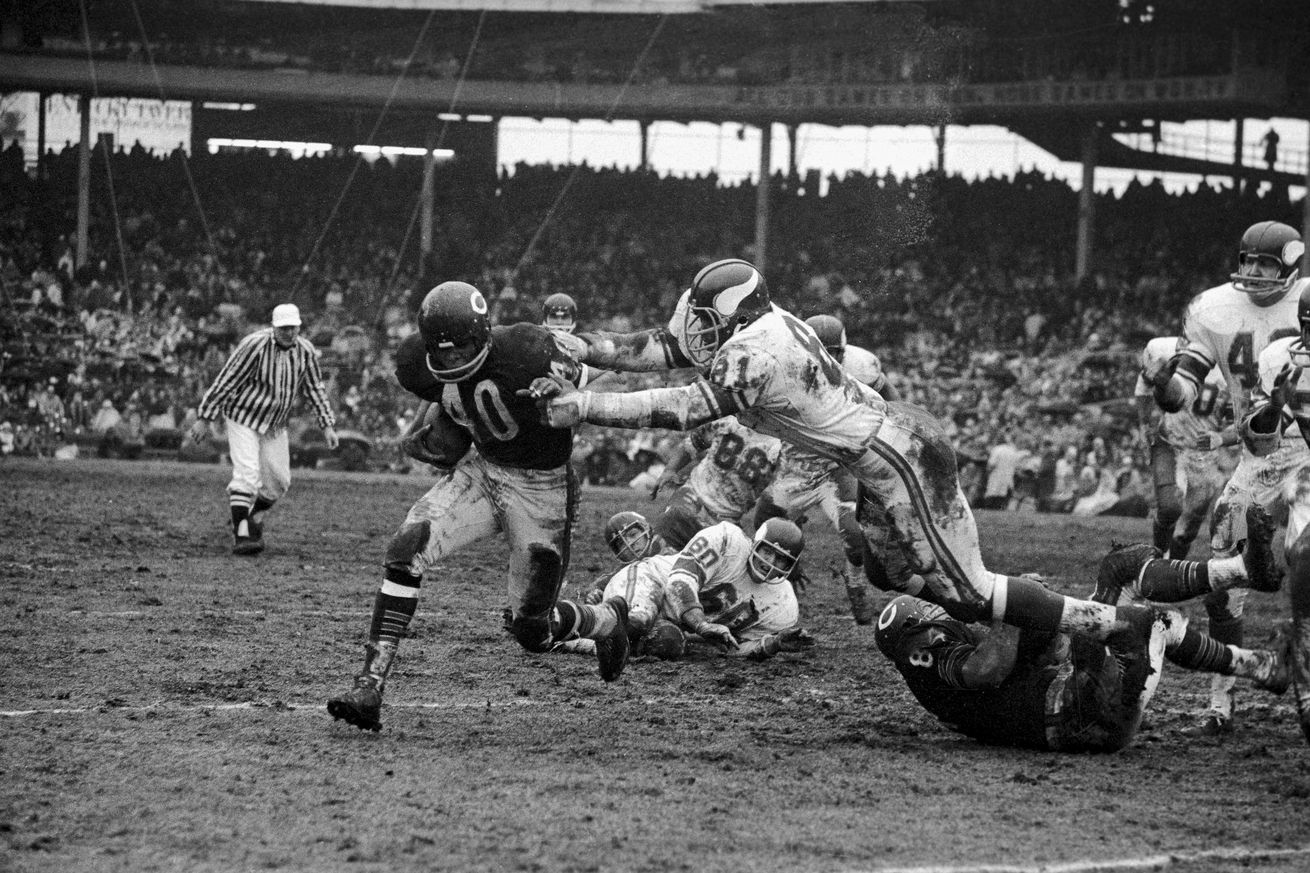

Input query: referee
[189,303,338,555]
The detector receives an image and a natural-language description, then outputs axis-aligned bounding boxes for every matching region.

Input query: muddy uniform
[655,417,781,548]
[1135,337,1233,558]
[762,343,885,558]
[1244,337,1310,547]
[392,325,582,616]
[881,613,1162,752]
[591,522,799,659]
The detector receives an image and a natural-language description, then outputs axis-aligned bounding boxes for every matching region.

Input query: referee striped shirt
[198,328,336,433]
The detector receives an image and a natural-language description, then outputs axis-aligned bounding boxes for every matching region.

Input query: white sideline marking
[0,695,710,718]
[869,845,1310,873]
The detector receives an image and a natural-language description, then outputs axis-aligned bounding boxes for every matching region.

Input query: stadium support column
[787,124,798,189]
[639,120,650,171]
[76,94,91,271]
[37,92,47,181]
[1303,121,1310,274]
[1234,117,1245,194]
[934,123,946,174]
[755,123,772,273]
[1075,121,1098,284]
[421,129,436,264]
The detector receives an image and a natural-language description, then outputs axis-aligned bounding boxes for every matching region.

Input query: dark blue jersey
[395,323,582,470]
[887,619,1058,750]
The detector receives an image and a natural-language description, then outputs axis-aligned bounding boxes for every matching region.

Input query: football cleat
[232,535,264,556]
[1241,504,1283,592]
[1255,622,1293,696]
[1184,711,1234,738]
[327,675,383,732]
[1104,604,1156,709]
[1092,543,1157,605]
[594,596,631,682]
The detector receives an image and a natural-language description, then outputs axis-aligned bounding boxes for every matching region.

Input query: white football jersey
[1178,281,1303,420]
[676,521,799,641]
[707,306,885,464]
[685,416,781,519]
[1253,336,1310,444]
[1135,336,1228,450]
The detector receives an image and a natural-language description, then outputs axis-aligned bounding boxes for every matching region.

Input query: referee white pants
[225,419,292,509]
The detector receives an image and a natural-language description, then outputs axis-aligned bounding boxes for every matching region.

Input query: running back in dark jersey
[395,323,582,470]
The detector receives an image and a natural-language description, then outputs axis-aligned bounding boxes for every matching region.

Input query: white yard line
[867,846,1310,872]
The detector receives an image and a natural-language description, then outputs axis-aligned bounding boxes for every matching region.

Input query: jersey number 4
[1228,329,1297,389]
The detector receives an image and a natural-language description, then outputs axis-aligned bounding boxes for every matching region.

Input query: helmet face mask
[1231,221,1304,304]
[420,282,492,382]
[605,511,657,563]
[747,518,803,584]
[683,259,769,371]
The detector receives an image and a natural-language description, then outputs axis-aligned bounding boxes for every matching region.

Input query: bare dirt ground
[2,457,1309,873]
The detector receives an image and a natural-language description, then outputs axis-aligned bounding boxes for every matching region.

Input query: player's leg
[1191,455,1282,735]
[1280,462,1310,744]
[249,426,292,548]
[1150,439,1182,555]
[327,460,498,731]
[1157,607,1291,694]
[223,419,264,555]
[1169,454,1219,559]
[499,463,630,681]
[653,485,711,552]
[856,403,1130,639]
[817,474,876,624]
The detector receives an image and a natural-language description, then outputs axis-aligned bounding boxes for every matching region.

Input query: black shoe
[595,596,631,682]
[1093,544,1157,605]
[1256,622,1293,696]
[232,535,264,556]
[1182,711,1234,738]
[1105,604,1156,708]
[327,675,383,732]
[1241,504,1283,592]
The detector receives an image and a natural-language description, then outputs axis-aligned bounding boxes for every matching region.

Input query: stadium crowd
[0,140,1298,516]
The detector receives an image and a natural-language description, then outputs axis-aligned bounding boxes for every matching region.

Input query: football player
[541,292,578,334]
[753,314,899,625]
[567,514,814,662]
[1238,281,1310,744]
[1147,220,1307,735]
[648,416,782,549]
[528,258,1142,649]
[327,281,631,732]
[875,589,1291,754]
[1134,336,1236,559]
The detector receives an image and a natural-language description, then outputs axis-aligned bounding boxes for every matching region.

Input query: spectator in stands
[982,429,1022,510]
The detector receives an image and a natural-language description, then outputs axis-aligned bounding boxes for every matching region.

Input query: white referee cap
[271,303,302,327]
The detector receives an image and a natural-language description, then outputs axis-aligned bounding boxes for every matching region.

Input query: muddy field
[2,457,1309,873]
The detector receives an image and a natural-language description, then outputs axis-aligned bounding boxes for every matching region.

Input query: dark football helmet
[683,259,770,371]
[804,314,847,362]
[1231,221,1304,304]
[541,293,578,334]
[874,594,950,658]
[748,518,804,585]
[419,281,492,383]
[605,511,659,564]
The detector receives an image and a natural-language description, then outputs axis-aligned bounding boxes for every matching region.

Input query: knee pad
[384,521,431,574]
[510,614,553,653]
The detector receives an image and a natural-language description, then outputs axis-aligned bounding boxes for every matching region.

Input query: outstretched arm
[556,328,693,373]
[529,377,743,432]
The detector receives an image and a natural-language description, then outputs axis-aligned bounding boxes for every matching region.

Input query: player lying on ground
[527,258,1169,649]
[558,513,814,662]
[874,550,1293,753]
[327,282,631,733]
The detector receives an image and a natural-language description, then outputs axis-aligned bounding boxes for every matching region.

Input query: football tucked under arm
[402,401,473,468]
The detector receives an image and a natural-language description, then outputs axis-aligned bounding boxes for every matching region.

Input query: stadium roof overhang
[240,0,931,13]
